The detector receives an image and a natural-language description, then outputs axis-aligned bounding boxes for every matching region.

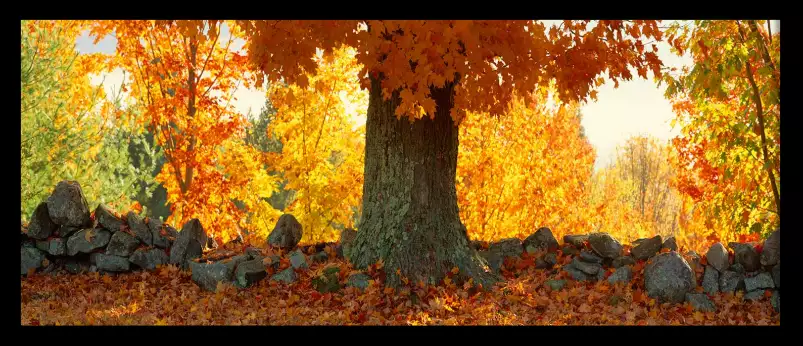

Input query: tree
[456,88,596,242]
[267,46,367,244]
[146,20,663,287]
[89,21,281,244]
[21,20,151,220]
[662,20,779,238]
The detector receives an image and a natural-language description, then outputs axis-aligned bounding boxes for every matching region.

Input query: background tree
[230,19,664,287]
[662,20,779,240]
[21,20,153,220]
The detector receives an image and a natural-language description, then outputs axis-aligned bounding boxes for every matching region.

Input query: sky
[75,20,780,170]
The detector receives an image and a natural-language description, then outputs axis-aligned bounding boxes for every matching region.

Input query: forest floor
[20,244,780,326]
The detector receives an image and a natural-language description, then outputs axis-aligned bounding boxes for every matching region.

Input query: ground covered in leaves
[21,245,780,326]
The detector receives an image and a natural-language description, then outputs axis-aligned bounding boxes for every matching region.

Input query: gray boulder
[127,212,153,246]
[27,203,58,239]
[270,268,297,284]
[561,245,580,257]
[37,238,67,256]
[489,238,523,259]
[169,219,207,268]
[289,249,308,269]
[705,243,730,272]
[312,266,341,293]
[90,253,130,272]
[57,225,80,238]
[571,257,602,275]
[64,259,90,274]
[563,234,588,248]
[729,242,760,272]
[631,235,662,261]
[347,273,371,291]
[662,237,678,251]
[66,229,111,256]
[95,205,125,232]
[523,227,559,253]
[760,229,779,266]
[129,248,169,270]
[545,279,567,291]
[744,290,765,301]
[771,290,780,313]
[685,293,716,312]
[479,250,503,274]
[563,261,590,281]
[744,272,774,292]
[267,214,303,250]
[719,270,745,293]
[106,232,140,257]
[190,261,234,292]
[729,263,745,274]
[588,233,623,259]
[147,218,170,249]
[612,256,636,268]
[608,265,632,285]
[579,250,603,264]
[702,265,720,294]
[234,259,267,288]
[644,252,695,303]
[21,245,46,275]
[772,264,779,288]
[46,181,92,227]
[311,251,329,263]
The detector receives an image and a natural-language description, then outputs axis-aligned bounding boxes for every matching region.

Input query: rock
[631,235,663,261]
[686,293,716,312]
[545,279,567,291]
[127,212,153,246]
[312,266,341,293]
[94,205,125,232]
[719,270,745,293]
[64,259,89,274]
[702,266,720,295]
[35,240,49,252]
[44,238,67,256]
[27,203,58,239]
[339,228,357,258]
[234,259,267,288]
[489,238,523,259]
[612,256,636,268]
[523,227,559,253]
[662,237,678,251]
[744,290,765,301]
[106,232,140,257]
[744,272,774,292]
[148,218,170,249]
[169,219,207,268]
[270,268,297,284]
[164,224,179,238]
[644,252,695,303]
[571,257,601,275]
[760,229,780,266]
[772,264,779,288]
[190,261,234,292]
[563,234,588,248]
[544,252,558,266]
[479,250,503,274]
[57,225,80,238]
[632,238,648,247]
[563,261,590,281]
[729,242,760,272]
[705,243,730,272]
[729,263,745,274]
[90,253,130,272]
[588,233,623,259]
[289,249,308,269]
[66,229,111,256]
[347,273,371,291]
[771,290,780,313]
[608,266,632,285]
[561,245,580,257]
[579,250,603,264]
[129,248,169,270]
[311,251,329,263]
[21,245,46,275]
[46,181,92,227]
[471,240,484,250]
[267,214,303,250]
[263,255,282,271]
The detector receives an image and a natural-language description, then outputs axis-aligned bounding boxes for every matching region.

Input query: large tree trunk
[347,77,499,289]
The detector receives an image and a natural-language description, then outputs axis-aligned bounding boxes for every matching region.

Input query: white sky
[75,20,780,170]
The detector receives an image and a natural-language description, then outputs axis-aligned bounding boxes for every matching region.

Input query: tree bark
[347,76,500,288]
